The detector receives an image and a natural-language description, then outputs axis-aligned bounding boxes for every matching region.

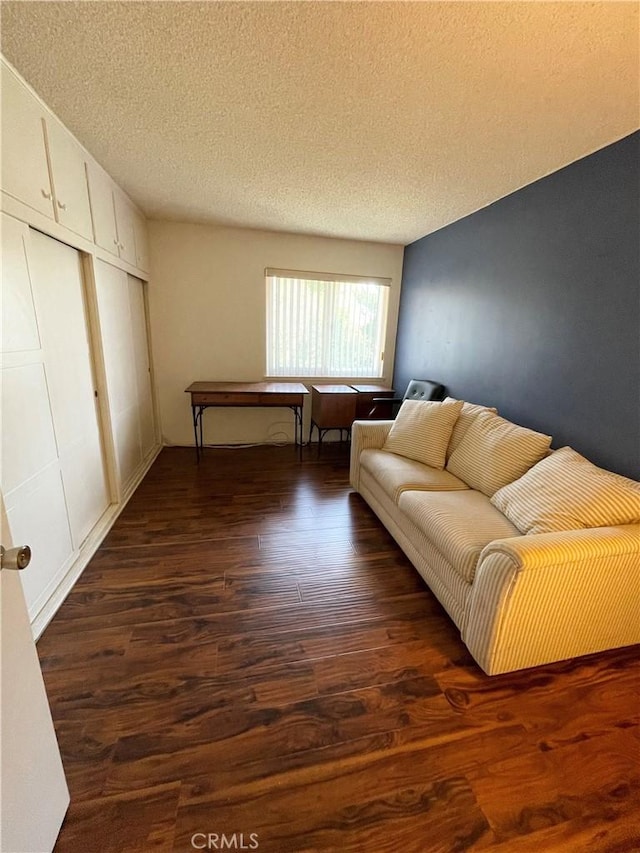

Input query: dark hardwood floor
[39,445,640,852]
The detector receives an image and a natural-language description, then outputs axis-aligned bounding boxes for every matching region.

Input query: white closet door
[28,231,109,548]
[1,214,74,619]
[128,275,156,460]
[94,261,143,490]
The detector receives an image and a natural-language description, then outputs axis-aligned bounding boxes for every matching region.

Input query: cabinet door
[0,62,54,219]
[86,160,119,256]
[133,210,150,273]
[113,191,137,267]
[45,119,93,241]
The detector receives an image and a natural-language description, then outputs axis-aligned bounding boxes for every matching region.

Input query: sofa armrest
[464,525,640,675]
[349,420,394,491]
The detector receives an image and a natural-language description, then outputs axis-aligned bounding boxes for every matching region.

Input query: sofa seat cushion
[398,489,520,583]
[361,449,470,503]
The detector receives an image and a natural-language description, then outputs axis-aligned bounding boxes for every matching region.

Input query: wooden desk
[350,384,395,419]
[309,384,357,447]
[185,382,308,461]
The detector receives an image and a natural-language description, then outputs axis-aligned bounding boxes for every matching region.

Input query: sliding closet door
[128,275,156,459]
[94,261,156,493]
[2,214,73,617]
[1,215,107,619]
[28,231,109,547]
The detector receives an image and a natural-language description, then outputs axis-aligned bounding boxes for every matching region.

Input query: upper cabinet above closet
[1,62,55,220]
[1,58,149,277]
[45,118,93,241]
[86,159,120,257]
[1,62,92,241]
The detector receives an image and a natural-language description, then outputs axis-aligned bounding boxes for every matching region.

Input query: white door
[0,506,70,853]
[93,267,158,494]
[28,230,109,549]
[128,275,156,459]
[1,214,75,620]
[2,219,109,620]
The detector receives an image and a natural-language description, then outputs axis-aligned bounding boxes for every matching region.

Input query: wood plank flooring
[39,445,640,852]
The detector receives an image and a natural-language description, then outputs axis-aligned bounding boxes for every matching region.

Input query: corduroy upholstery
[350,416,640,675]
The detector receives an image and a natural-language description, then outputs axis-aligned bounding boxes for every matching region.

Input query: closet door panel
[1,363,59,498]
[5,464,74,618]
[28,231,109,547]
[94,260,143,489]
[128,276,156,459]
[1,216,74,619]
[114,408,144,486]
[1,214,40,352]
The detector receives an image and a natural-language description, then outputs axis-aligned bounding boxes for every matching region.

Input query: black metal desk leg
[192,405,200,462]
[295,406,303,459]
[192,405,205,463]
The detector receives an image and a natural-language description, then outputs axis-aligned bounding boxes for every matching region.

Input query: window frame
[265,267,391,379]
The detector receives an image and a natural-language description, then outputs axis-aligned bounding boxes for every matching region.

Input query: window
[266,268,390,377]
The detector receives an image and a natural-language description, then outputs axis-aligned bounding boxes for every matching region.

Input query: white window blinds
[266,269,390,378]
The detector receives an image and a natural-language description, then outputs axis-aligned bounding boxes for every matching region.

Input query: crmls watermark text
[191,833,259,850]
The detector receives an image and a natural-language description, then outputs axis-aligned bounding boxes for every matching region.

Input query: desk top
[186,381,308,395]
[311,384,357,395]
[350,384,394,393]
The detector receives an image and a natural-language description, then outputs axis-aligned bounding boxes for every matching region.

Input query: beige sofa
[349,404,640,675]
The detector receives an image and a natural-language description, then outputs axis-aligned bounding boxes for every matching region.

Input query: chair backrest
[403,379,445,402]
[366,378,446,419]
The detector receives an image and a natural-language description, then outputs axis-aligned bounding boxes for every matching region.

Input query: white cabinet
[46,119,93,241]
[2,58,150,275]
[87,162,149,273]
[133,210,150,272]
[86,160,119,256]
[0,63,54,219]
[1,60,93,241]
[113,190,137,267]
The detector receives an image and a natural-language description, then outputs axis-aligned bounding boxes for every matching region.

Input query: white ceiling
[1,2,638,245]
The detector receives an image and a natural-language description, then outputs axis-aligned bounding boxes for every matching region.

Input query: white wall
[148,221,404,446]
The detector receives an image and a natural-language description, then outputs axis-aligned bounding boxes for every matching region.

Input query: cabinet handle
[41,189,52,199]
[57,200,67,211]
[113,238,119,246]
[119,243,125,250]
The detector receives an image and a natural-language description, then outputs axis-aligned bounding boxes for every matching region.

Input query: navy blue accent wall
[395,132,640,479]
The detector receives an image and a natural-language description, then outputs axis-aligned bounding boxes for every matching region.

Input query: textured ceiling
[1,2,638,245]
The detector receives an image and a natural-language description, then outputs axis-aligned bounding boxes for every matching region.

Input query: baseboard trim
[32,444,163,640]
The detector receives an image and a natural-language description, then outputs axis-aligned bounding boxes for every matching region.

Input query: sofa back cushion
[444,397,498,458]
[446,410,552,496]
[491,446,640,534]
[382,398,464,470]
